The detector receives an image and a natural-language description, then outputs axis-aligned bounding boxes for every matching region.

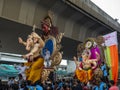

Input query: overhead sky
[91,0,120,23]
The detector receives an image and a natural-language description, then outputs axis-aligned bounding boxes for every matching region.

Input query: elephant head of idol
[26,35,34,51]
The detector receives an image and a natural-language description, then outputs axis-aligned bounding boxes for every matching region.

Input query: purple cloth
[90,46,101,65]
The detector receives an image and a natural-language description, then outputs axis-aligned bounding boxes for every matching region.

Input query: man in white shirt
[17,63,27,80]
[44,48,50,67]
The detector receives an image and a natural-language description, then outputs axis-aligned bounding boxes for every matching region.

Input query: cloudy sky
[91,0,120,23]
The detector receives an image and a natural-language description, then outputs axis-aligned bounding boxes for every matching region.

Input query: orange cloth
[75,69,92,83]
[109,45,119,85]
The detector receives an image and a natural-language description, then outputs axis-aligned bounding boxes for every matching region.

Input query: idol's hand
[22,55,27,59]
[18,37,23,44]
[73,56,77,61]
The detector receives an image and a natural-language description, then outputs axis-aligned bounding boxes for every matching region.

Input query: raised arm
[73,56,78,66]
[73,56,82,70]
[18,37,26,46]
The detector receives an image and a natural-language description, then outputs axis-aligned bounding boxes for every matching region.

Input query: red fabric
[109,86,119,90]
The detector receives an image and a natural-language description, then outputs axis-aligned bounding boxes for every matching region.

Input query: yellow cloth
[25,57,44,83]
[75,69,92,83]
[24,62,32,79]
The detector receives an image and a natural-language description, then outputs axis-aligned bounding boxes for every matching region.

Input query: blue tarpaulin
[0,64,19,77]
[56,70,67,75]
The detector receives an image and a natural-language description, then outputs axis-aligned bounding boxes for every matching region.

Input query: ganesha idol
[74,37,105,83]
[84,38,101,65]
[74,49,100,83]
[18,31,64,83]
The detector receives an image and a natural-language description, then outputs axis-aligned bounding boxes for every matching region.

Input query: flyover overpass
[0,0,120,59]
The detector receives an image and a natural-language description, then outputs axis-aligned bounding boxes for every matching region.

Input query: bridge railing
[0,52,27,63]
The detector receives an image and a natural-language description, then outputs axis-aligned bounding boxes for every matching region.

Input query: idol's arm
[18,37,26,46]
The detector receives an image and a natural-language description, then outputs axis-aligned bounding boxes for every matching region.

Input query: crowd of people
[0,75,119,90]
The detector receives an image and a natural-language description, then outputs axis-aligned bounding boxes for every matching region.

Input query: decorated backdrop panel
[103,31,119,84]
